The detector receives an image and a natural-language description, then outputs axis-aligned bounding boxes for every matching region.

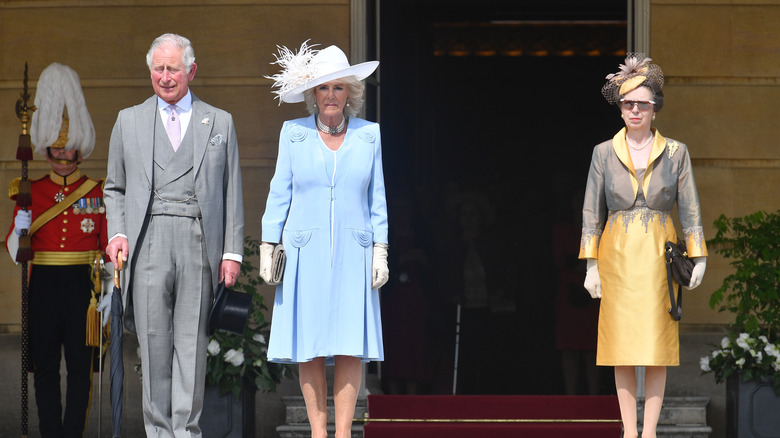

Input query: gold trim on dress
[642,129,666,196]
[612,129,639,196]
[579,231,601,259]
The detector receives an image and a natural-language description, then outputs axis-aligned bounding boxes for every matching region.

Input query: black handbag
[664,239,695,321]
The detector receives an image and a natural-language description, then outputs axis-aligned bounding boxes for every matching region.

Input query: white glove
[686,257,707,290]
[101,262,115,302]
[584,259,602,299]
[259,242,275,284]
[14,210,32,236]
[372,244,389,290]
[96,290,112,327]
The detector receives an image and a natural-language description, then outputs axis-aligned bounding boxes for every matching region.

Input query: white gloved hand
[584,258,602,299]
[372,243,389,290]
[259,242,275,284]
[686,257,707,290]
[14,210,32,236]
[96,290,112,327]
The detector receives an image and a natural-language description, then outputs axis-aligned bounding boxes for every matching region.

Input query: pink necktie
[167,105,181,151]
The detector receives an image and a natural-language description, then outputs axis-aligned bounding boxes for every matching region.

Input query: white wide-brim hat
[268,43,379,104]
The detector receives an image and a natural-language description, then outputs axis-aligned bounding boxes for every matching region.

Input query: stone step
[637,396,710,425]
[282,395,368,424]
[637,396,712,438]
[278,395,713,438]
[651,425,713,438]
[277,423,363,438]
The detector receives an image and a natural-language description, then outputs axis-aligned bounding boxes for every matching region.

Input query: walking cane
[452,303,461,395]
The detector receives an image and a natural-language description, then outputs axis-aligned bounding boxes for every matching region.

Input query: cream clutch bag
[268,244,286,285]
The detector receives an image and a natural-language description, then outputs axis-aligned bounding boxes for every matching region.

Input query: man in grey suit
[104,33,244,437]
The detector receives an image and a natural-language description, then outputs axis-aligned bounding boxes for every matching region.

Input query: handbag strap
[665,243,683,321]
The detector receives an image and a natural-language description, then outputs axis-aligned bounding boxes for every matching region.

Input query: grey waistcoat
[150,118,202,217]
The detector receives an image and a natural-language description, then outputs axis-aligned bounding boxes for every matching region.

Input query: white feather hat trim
[267,42,379,104]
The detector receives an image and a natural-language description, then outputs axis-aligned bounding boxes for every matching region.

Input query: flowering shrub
[700,331,780,393]
[205,237,295,396]
[702,211,780,394]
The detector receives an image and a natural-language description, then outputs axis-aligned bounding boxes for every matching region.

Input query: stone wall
[0,0,351,329]
[651,0,780,325]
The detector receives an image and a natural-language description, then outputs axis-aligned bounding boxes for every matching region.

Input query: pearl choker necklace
[317,115,346,135]
[626,133,653,151]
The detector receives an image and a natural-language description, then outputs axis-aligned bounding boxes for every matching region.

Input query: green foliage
[205,237,296,396]
[708,211,780,340]
[701,210,780,392]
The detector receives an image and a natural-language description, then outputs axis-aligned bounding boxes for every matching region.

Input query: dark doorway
[378,0,626,396]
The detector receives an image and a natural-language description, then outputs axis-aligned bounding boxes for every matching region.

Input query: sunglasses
[620,99,656,111]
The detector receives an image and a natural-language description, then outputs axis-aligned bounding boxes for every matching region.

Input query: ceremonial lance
[14,62,35,438]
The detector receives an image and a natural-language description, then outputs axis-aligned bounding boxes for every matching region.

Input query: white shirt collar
[157,90,194,141]
[157,89,193,113]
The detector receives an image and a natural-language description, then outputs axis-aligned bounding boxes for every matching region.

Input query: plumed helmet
[30,63,95,158]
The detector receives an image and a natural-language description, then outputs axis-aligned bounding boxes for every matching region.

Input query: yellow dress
[596,172,679,366]
[579,129,708,367]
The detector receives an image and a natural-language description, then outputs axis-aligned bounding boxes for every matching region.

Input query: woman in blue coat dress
[260,42,388,438]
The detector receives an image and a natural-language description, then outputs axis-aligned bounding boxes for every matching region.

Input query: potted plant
[699,210,780,437]
[201,237,295,438]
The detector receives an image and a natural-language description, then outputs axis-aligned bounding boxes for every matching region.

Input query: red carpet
[364,395,622,437]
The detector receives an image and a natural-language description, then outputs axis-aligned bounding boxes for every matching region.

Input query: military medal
[80,218,95,233]
[54,191,65,203]
[73,198,86,215]
[86,198,94,214]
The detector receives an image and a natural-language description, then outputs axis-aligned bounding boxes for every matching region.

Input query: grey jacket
[579,128,707,258]
[104,94,244,329]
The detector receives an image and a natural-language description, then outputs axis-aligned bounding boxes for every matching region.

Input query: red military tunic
[6,168,108,438]
[6,169,107,263]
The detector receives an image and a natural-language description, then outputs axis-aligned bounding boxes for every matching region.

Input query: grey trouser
[134,215,212,438]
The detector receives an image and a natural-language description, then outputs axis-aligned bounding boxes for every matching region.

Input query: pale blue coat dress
[262,115,388,365]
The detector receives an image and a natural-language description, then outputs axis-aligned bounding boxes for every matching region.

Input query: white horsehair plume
[31,63,96,158]
[265,40,320,104]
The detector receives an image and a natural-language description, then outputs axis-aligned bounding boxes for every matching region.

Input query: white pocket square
[208,133,224,147]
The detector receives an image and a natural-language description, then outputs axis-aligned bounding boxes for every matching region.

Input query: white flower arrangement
[701,331,780,393]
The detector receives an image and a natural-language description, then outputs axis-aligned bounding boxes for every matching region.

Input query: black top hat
[208,282,252,336]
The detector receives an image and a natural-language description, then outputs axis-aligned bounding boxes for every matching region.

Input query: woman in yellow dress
[579,54,708,438]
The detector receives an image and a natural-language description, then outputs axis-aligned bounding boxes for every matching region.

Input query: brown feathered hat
[601,53,664,105]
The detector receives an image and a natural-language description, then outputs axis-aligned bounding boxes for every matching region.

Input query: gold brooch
[668,141,679,158]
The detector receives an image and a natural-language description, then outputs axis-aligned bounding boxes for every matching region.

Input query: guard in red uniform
[5,63,107,438]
